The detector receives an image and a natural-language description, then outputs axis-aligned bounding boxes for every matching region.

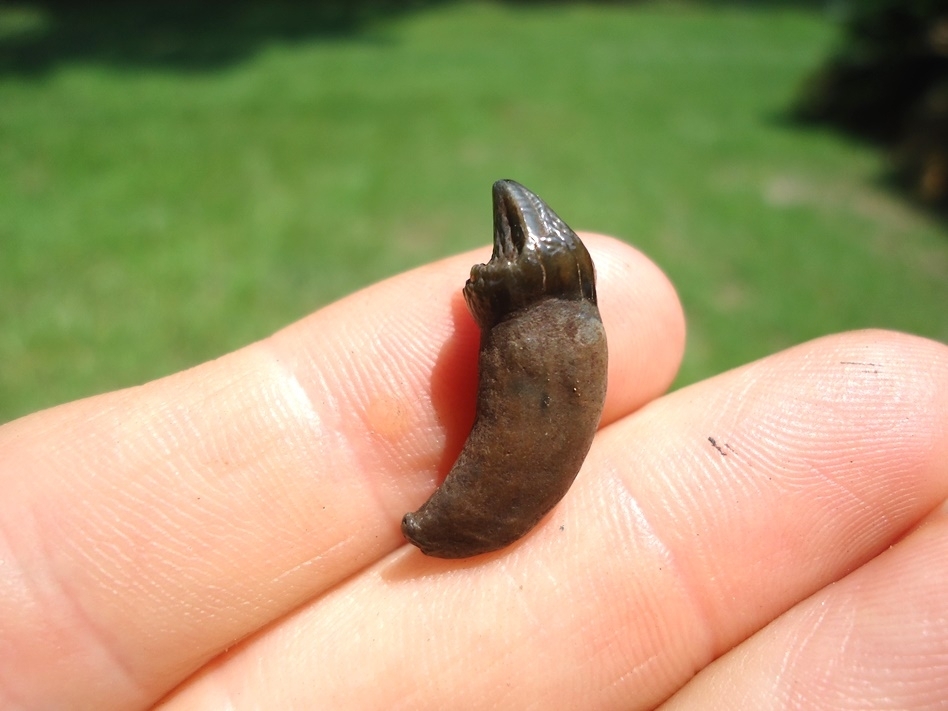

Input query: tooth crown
[463,180,597,330]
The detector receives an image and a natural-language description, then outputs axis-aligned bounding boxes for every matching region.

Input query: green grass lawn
[1,1,946,424]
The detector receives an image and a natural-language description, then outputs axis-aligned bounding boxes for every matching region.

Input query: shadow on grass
[0,0,456,76]
[0,0,829,77]
[766,105,948,225]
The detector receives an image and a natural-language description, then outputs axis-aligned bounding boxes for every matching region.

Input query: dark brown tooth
[401,180,608,559]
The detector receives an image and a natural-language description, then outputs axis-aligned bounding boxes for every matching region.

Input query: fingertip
[580,233,687,422]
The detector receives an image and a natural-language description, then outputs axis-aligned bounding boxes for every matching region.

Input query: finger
[661,503,948,709]
[0,236,684,710]
[587,234,686,426]
[156,331,948,710]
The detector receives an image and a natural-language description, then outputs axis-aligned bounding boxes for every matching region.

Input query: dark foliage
[796,0,948,209]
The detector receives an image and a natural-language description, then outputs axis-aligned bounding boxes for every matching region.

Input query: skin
[0,235,946,710]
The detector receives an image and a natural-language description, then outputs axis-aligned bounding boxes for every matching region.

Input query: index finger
[0,235,685,709]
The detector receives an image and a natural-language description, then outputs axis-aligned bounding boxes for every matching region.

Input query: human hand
[1,236,946,709]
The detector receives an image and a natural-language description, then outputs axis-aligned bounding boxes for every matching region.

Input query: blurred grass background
[1,0,946,424]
